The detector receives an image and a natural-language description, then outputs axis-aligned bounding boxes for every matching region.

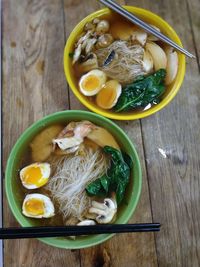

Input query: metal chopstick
[99,0,195,58]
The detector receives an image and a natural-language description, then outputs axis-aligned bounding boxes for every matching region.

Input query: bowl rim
[64,6,186,120]
[5,110,142,249]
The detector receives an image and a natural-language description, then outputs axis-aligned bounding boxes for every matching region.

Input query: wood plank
[63,1,158,266]
[2,0,79,266]
[125,0,200,266]
[186,0,200,70]
[4,0,199,266]
[0,1,3,266]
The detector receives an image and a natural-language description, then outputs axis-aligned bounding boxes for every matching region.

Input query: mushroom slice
[142,50,154,73]
[165,47,178,85]
[69,219,96,239]
[77,220,96,226]
[88,197,117,224]
[77,53,98,73]
[145,42,167,71]
[96,20,110,34]
[73,31,94,64]
[93,18,100,25]
[131,30,147,46]
[68,219,96,238]
[84,22,96,31]
[77,31,92,46]
[85,38,97,54]
[72,43,82,64]
[96,34,114,49]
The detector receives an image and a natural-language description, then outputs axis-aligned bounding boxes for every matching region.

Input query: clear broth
[17,122,130,228]
[71,13,168,113]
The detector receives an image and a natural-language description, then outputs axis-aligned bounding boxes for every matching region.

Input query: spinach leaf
[68,52,74,58]
[86,176,108,197]
[114,69,166,112]
[85,146,132,204]
[122,152,133,169]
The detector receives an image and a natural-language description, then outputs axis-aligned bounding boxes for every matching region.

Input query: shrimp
[53,121,97,152]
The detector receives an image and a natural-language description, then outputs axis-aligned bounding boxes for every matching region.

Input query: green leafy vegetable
[86,177,108,197]
[86,146,132,204]
[114,69,166,112]
[122,151,133,169]
[69,52,74,58]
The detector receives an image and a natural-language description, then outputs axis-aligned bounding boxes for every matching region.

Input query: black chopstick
[0,223,160,239]
[99,0,195,58]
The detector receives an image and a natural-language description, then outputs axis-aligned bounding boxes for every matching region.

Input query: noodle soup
[6,111,142,248]
[17,120,133,229]
[70,13,178,113]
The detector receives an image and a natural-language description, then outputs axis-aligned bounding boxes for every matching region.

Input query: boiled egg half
[96,80,122,109]
[79,69,107,96]
[20,163,51,189]
[22,193,55,218]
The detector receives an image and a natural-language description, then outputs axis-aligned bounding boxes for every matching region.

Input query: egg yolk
[82,75,100,91]
[96,81,118,109]
[24,198,45,216]
[23,165,46,187]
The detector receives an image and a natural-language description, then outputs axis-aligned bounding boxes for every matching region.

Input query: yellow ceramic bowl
[64,6,186,120]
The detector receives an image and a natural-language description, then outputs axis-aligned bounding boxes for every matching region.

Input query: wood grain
[0,1,3,265]
[126,0,200,266]
[2,0,200,266]
[186,0,200,70]
[2,0,79,266]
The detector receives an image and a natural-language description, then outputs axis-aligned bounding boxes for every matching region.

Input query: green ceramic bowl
[5,110,142,249]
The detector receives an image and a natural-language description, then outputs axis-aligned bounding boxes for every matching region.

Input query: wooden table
[2,0,200,266]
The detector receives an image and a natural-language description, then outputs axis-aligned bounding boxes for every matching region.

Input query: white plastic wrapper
[158,148,168,158]
[156,146,187,166]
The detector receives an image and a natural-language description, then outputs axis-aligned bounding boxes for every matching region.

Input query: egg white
[79,69,107,96]
[20,163,51,189]
[111,82,122,108]
[22,193,55,218]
